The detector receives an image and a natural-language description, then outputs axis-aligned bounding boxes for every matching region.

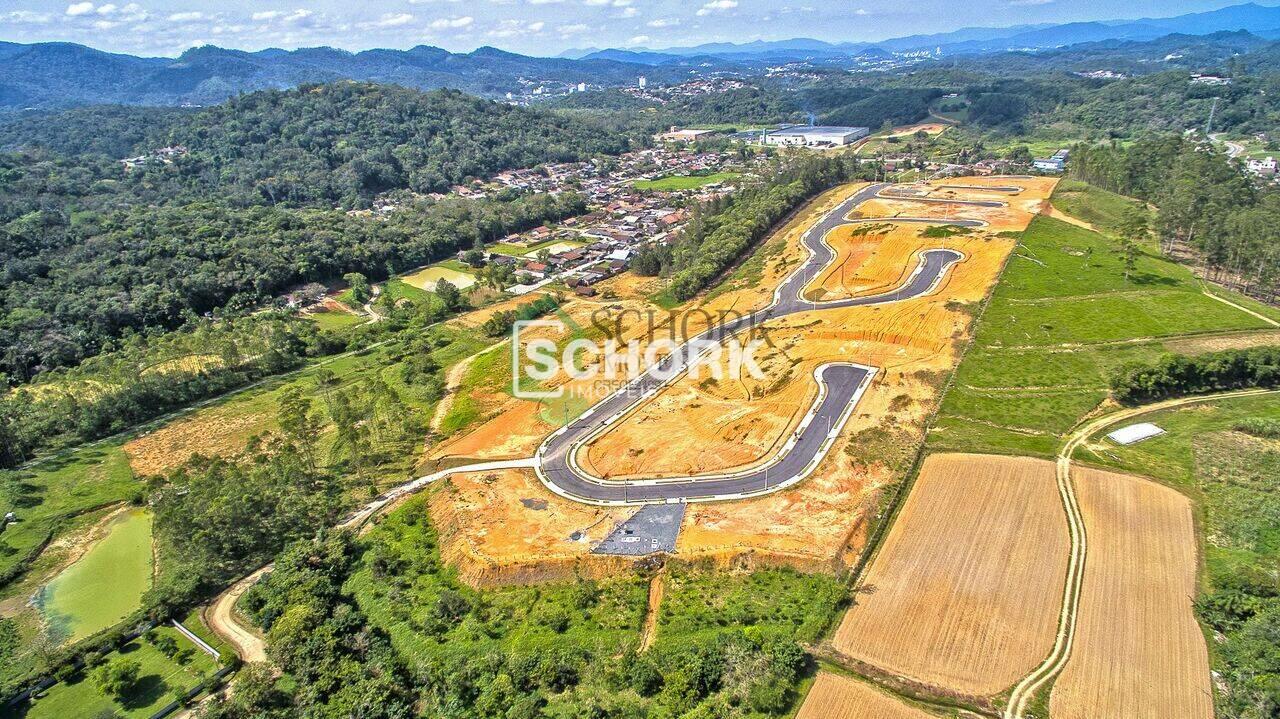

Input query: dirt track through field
[639,568,665,652]
[1049,467,1212,719]
[429,341,503,432]
[1003,387,1279,719]
[832,453,1069,699]
[205,566,271,663]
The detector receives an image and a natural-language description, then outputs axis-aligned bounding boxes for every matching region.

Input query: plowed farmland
[1049,467,1213,719]
[830,453,1069,699]
[796,672,942,719]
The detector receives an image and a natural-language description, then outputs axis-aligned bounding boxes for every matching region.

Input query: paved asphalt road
[535,182,970,503]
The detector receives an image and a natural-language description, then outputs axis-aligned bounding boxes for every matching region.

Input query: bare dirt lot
[410,178,1055,582]
[830,453,1069,700]
[1049,467,1213,719]
[795,671,941,719]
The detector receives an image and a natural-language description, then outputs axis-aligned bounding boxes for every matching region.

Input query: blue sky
[0,0,1259,57]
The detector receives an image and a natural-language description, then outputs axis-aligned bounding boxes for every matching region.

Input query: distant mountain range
[572,2,1280,63]
[2,1,1280,109]
[0,42,699,109]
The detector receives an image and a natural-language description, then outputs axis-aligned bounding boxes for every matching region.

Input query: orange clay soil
[795,672,941,719]
[424,468,636,587]
[1049,467,1213,719]
[829,453,1069,701]
[424,178,1054,581]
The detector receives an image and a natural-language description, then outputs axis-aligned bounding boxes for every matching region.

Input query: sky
[0,0,1262,57]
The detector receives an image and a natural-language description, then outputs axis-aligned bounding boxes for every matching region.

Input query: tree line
[1110,346,1280,404]
[1070,135,1280,304]
[635,153,877,301]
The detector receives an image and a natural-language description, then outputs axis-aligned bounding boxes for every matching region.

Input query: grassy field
[930,193,1279,458]
[654,566,845,651]
[0,447,139,583]
[2,626,219,719]
[634,172,739,191]
[306,308,364,332]
[1048,179,1145,235]
[38,509,153,645]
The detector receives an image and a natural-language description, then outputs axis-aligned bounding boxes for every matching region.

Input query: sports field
[634,172,738,191]
[38,509,153,644]
[3,626,219,719]
[400,265,477,291]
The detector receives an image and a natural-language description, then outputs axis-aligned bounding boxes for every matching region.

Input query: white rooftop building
[762,126,870,147]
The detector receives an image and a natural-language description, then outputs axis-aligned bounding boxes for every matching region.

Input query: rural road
[1002,387,1280,719]
[534,182,976,505]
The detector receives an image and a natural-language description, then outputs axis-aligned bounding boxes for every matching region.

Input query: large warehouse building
[763,125,870,147]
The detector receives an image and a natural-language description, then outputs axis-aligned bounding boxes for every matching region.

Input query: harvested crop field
[1049,467,1212,719]
[830,453,1069,699]
[795,672,939,719]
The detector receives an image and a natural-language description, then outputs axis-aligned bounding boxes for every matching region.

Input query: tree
[276,386,321,471]
[343,272,372,305]
[462,248,485,268]
[434,279,467,312]
[92,658,141,700]
[1117,205,1149,281]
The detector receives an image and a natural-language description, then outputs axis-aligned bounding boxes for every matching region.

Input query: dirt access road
[1003,386,1280,718]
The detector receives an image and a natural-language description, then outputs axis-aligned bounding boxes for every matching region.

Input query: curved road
[534,183,975,505]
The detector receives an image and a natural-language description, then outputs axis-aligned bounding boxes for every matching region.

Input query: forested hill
[2,83,634,206]
[0,83,632,380]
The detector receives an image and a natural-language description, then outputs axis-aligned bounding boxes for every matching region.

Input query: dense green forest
[0,83,638,381]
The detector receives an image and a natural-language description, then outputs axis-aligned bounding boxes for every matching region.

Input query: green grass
[38,509,153,645]
[1049,179,1147,236]
[654,566,845,651]
[2,627,218,719]
[307,309,364,332]
[634,172,739,191]
[347,496,648,670]
[381,278,437,307]
[930,191,1276,458]
[1,447,140,583]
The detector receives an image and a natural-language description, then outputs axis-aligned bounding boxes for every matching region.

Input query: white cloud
[528,0,565,4]
[374,13,415,27]
[167,12,206,22]
[1009,0,1054,5]
[648,17,679,27]
[252,10,282,21]
[527,21,545,31]
[95,4,117,15]
[557,22,588,36]
[854,8,870,15]
[628,34,649,44]
[618,7,638,18]
[65,2,95,17]
[429,15,473,28]
[696,0,737,16]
